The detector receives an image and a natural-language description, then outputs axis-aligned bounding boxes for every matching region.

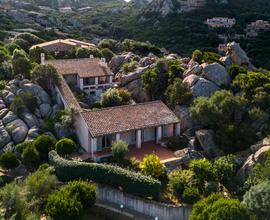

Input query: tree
[11,49,32,78]
[111,140,129,163]
[4,42,21,55]
[75,47,102,58]
[29,47,48,63]
[189,159,214,184]
[22,144,40,170]
[182,187,200,204]
[165,78,193,107]
[55,138,77,156]
[0,151,20,170]
[243,181,270,220]
[31,64,60,94]
[34,135,56,161]
[140,154,165,179]
[101,48,115,62]
[190,193,251,220]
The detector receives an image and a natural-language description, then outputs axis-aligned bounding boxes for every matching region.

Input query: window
[84,77,95,85]
[96,134,115,151]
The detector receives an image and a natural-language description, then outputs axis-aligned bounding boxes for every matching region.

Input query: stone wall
[98,185,192,220]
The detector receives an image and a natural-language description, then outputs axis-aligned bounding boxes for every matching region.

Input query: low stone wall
[98,185,192,220]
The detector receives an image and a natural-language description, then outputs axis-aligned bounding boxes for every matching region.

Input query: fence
[98,185,192,220]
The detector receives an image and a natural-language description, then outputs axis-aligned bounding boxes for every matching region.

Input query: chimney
[90,54,94,59]
[101,57,106,63]
[40,53,45,65]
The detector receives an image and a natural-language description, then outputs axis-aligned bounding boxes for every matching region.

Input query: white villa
[43,54,181,161]
[43,56,114,96]
[206,17,236,28]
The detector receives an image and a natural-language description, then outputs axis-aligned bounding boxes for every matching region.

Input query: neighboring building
[30,39,96,54]
[206,17,236,28]
[245,20,270,38]
[44,56,114,96]
[59,7,72,13]
[0,4,12,12]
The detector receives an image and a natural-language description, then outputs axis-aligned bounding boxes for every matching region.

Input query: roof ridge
[46,57,101,62]
[81,100,164,114]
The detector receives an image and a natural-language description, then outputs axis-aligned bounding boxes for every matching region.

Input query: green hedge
[49,151,161,200]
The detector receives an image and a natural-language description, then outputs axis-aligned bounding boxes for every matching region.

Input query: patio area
[72,141,177,163]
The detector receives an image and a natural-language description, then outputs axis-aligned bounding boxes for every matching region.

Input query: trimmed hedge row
[49,151,161,200]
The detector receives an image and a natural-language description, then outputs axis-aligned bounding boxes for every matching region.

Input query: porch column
[175,123,181,136]
[95,77,99,85]
[136,130,142,149]
[79,78,84,90]
[156,126,162,143]
[90,137,97,157]
[109,75,113,84]
[116,133,120,142]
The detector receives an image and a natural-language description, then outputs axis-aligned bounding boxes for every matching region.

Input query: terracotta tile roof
[81,101,180,137]
[57,74,82,111]
[30,39,96,51]
[45,58,113,78]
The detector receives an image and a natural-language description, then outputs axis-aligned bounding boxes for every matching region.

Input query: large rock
[54,123,73,139]
[3,91,15,105]
[39,104,52,118]
[28,127,41,138]
[139,56,156,67]
[120,67,148,86]
[0,122,11,148]
[174,105,193,132]
[22,83,51,104]
[226,42,254,69]
[21,113,40,128]
[125,78,149,102]
[183,64,202,78]
[0,108,9,119]
[0,103,6,110]
[2,111,18,125]
[202,62,230,86]
[183,74,200,87]
[109,53,138,73]
[6,119,29,144]
[190,78,219,98]
[174,148,204,165]
[237,143,270,183]
[195,129,223,157]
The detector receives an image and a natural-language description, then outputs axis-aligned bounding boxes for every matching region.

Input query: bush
[16,141,33,154]
[243,181,270,219]
[165,78,193,107]
[55,138,77,156]
[101,48,115,62]
[48,151,161,200]
[204,181,219,196]
[140,154,165,179]
[168,169,196,198]
[111,140,129,163]
[192,49,203,63]
[34,135,56,161]
[46,188,83,220]
[0,151,20,170]
[76,47,102,58]
[4,43,21,54]
[0,62,13,80]
[167,136,189,151]
[11,49,32,78]
[190,193,251,220]
[101,88,131,107]
[10,93,37,115]
[189,159,214,184]
[202,52,221,64]
[22,144,40,170]
[182,187,200,204]
[63,180,97,209]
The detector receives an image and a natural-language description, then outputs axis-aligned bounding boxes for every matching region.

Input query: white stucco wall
[74,113,90,152]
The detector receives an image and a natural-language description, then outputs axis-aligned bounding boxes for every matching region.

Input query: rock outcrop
[190,78,219,98]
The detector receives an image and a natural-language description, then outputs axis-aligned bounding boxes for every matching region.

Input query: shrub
[55,138,77,156]
[4,43,21,54]
[167,136,188,151]
[182,187,200,204]
[189,159,214,184]
[63,180,97,209]
[0,62,13,80]
[16,141,33,155]
[22,144,40,170]
[34,135,56,161]
[12,49,32,78]
[122,61,138,72]
[140,154,165,179]
[243,181,270,219]
[48,151,161,200]
[46,188,83,220]
[111,140,129,163]
[29,47,48,63]
[10,93,37,115]
[0,151,20,170]
[25,168,57,202]
[165,78,193,107]
[76,47,102,58]
[101,48,115,62]
[190,193,251,220]
[202,52,221,64]
[229,64,247,80]
[204,181,219,196]
[101,88,131,107]
[192,49,203,63]
[168,169,196,198]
